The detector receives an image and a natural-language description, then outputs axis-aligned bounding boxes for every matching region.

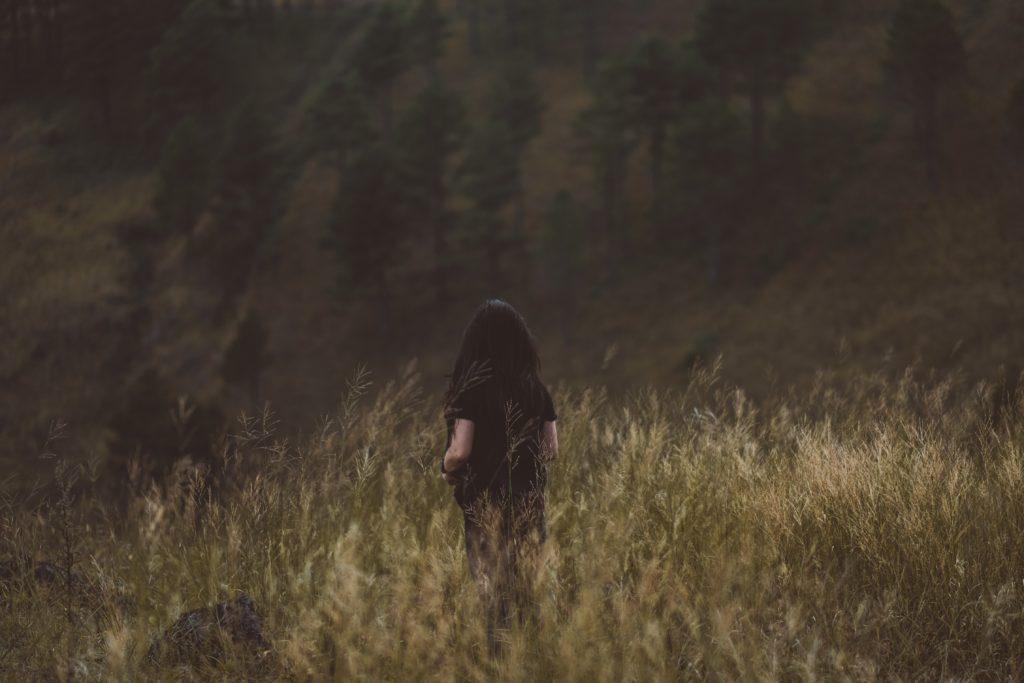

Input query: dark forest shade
[885,0,966,188]
[0,0,1017,484]
[696,0,815,165]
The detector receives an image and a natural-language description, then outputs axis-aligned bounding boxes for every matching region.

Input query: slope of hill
[1,0,1021,477]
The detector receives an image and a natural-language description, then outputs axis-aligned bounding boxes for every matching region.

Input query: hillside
[1,0,1022,478]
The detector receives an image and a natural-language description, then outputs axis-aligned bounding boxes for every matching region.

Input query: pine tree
[574,55,637,275]
[486,58,544,235]
[68,0,192,138]
[696,0,813,165]
[625,36,676,236]
[885,0,966,188]
[351,2,407,133]
[557,0,614,76]
[459,121,519,283]
[408,0,447,78]
[500,0,547,57]
[537,190,584,335]
[204,102,283,308]
[397,81,466,303]
[667,99,745,287]
[146,0,231,131]
[327,143,405,319]
[308,69,376,166]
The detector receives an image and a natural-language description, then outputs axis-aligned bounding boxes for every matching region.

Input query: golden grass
[3,363,1023,680]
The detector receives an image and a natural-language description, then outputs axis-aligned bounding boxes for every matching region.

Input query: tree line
[3,0,1023,466]
[306,0,1018,305]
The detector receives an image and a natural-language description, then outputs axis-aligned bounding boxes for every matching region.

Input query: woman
[441,299,558,642]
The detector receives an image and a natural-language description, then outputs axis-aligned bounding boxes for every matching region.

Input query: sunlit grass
[2,363,1023,680]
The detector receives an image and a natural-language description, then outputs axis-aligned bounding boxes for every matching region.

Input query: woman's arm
[442,418,475,484]
[541,420,558,462]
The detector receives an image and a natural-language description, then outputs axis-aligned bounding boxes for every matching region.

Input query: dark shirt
[445,377,556,509]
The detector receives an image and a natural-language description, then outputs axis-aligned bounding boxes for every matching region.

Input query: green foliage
[351,2,408,96]
[624,36,681,231]
[540,190,584,270]
[536,190,585,316]
[397,80,466,299]
[886,0,967,103]
[408,0,448,72]
[458,121,519,275]
[487,58,544,152]
[60,0,190,134]
[498,0,547,57]
[696,0,813,93]
[328,143,405,300]
[574,55,637,258]
[885,0,966,184]
[204,102,284,301]
[459,125,517,218]
[575,57,637,183]
[669,100,746,201]
[674,44,719,118]
[625,36,677,144]
[146,0,233,129]
[212,104,283,223]
[154,117,211,236]
[696,0,814,160]
[667,98,746,283]
[555,0,615,73]
[398,80,466,213]
[308,69,377,166]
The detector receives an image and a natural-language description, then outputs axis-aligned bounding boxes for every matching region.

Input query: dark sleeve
[449,381,484,424]
[541,385,557,422]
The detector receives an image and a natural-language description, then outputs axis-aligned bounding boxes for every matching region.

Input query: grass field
[3,363,1023,680]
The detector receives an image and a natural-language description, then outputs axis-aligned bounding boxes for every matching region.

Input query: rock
[147,593,271,666]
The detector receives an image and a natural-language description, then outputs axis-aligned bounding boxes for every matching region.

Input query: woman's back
[446,376,556,507]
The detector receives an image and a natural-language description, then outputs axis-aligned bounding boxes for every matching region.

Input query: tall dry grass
[2,362,1023,681]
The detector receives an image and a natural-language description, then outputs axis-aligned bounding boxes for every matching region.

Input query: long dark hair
[445,299,542,411]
